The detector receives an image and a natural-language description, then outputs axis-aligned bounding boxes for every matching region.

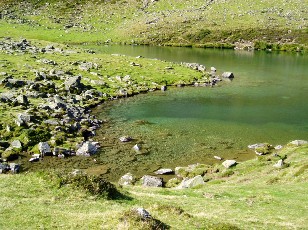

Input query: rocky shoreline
[0,38,233,175]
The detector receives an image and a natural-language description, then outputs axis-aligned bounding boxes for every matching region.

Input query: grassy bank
[0,143,307,229]
[0,0,307,51]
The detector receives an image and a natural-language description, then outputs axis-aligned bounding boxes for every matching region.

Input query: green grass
[0,144,307,229]
[0,0,307,50]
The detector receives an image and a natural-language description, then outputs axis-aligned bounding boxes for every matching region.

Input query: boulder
[221,72,234,78]
[141,175,163,187]
[9,163,20,173]
[176,175,205,189]
[222,160,237,168]
[76,141,98,156]
[161,85,167,91]
[154,168,173,175]
[133,144,141,151]
[38,142,52,156]
[15,113,32,126]
[118,173,136,186]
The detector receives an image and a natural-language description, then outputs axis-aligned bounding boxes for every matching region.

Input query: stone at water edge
[76,141,98,156]
[118,173,136,186]
[141,175,163,187]
[154,168,173,175]
[176,175,205,189]
[221,72,234,78]
[289,140,308,146]
[222,160,237,168]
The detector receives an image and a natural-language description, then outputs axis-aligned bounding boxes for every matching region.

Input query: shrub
[1,149,20,161]
[49,170,120,199]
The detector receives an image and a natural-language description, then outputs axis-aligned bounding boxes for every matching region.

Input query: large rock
[141,175,163,187]
[38,142,52,156]
[118,173,136,186]
[76,141,98,156]
[222,160,237,168]
[136,207,151,219]
[16,95,29,105]
[176,175,205,189]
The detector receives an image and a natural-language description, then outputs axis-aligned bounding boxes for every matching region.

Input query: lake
[87,45,308,181]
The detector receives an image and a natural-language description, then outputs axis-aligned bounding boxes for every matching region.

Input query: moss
[165,178,181,188]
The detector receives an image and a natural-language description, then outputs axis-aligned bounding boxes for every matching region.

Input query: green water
[89,46,308,180]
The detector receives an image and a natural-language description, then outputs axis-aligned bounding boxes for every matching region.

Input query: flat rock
[154,168,173,175]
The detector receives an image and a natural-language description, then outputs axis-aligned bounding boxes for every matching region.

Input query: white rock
[222,160,237,168]
[176,175,205,189]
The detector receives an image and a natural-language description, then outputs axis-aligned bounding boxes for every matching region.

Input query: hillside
[0,0,307,50]
[0,143,307,229]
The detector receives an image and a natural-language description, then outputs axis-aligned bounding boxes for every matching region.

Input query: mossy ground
[0,144,307,229]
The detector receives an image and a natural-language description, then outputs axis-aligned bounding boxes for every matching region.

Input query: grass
[0,0,307,50]
[0,144,307,229]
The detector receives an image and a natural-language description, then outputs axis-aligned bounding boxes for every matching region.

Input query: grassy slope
[0,144,307,229]
[0,0,307,49]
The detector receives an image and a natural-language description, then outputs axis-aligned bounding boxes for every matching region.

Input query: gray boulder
[222,72,234,78]
[222,160,237,168]
[176,175,205,189]
[118,173,136,186]
[141,175,163,187]
[76,141,98,156]
[38,142,52,156]
[15,113,32,126]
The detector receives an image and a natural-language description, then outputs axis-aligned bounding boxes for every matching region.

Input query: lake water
[88,45,308,180]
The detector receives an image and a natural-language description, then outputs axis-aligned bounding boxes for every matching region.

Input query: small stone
[119,136,132,142]
[133,144,141,151]
[222,160,237,168]
[154,168,173,175]
[221,72,234,78]
[118,173,135,186]
[214,156,222,160]
[136,208,151,219]
[273,159,284,168]
[274,145,283,150]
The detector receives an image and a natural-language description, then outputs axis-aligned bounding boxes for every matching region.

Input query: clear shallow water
[89,45,308,180]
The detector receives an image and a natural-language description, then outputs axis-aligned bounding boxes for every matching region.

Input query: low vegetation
[0,143,307,229]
